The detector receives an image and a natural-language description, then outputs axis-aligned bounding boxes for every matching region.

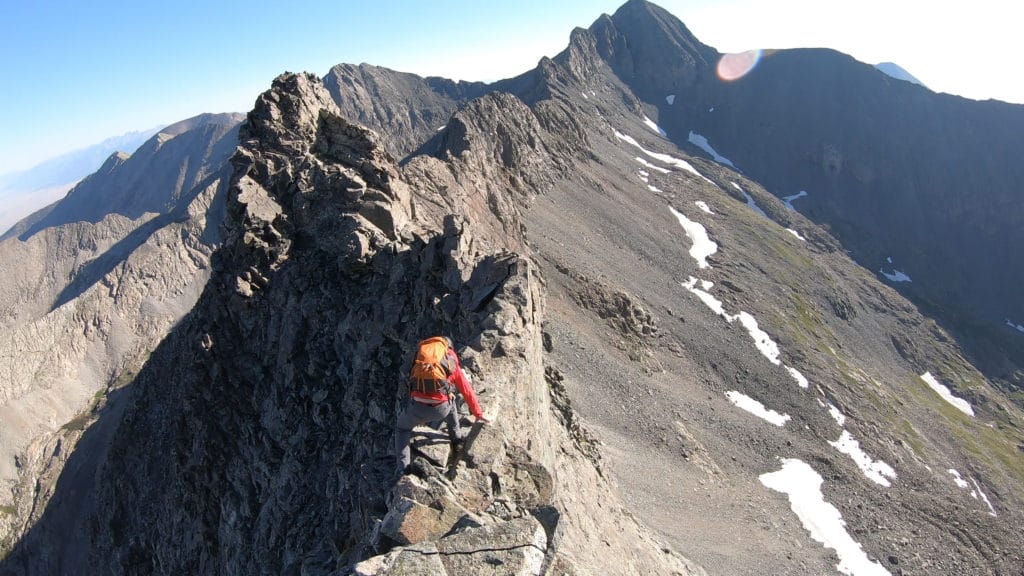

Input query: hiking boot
[451,430,469,446]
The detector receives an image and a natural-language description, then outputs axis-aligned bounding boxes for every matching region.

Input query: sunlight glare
[717,50,763,81]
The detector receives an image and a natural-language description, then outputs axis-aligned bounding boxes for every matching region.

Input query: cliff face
[71,73,695,575]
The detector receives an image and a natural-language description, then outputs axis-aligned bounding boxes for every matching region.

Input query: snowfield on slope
[730,181,768,218]
[615,130,716,185]
[760,459,893,576]
[669,207,716,269]
[782,190,807,210]
[726,390,790,426]
[688,131,736,169]
[920,372,974,416]
[643,115,667,137]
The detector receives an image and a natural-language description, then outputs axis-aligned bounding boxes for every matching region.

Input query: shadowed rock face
[0,113,242,571]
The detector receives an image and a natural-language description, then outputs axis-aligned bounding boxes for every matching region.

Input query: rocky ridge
[324,63,488,161]
[70,73,699,575]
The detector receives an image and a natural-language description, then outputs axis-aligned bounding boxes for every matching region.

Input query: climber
[393,336,488,475]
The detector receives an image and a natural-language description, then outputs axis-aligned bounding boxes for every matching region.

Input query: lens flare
[717,50,763,82]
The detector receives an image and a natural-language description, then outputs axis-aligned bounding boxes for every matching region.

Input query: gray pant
[393,399,464,472]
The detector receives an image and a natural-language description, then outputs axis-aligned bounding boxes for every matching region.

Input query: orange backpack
[410,336,455,394]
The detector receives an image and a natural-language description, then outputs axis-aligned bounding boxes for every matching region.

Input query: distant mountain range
[0,127,163,235]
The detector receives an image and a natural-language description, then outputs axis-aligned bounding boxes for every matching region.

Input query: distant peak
[595,0,716,62]
[585,0,716,96]
[98,151,131,172]
[874,62,928,88]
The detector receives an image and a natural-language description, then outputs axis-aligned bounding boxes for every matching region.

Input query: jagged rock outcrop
[324,63,488,160]
[44,72,698,575]
[0,113,241,564]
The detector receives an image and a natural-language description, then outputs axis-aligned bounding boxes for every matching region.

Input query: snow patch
[725,391,790,426]
[970,478,998,516]
[920,372,974,416]
[687,131,736,168]
[648,185,664,194]
[437,125,446,131]
[786,366,809,389]
[695,201,714,214]
[615,131,716,185]
[669,207,717,269]
[635,156,671,174]
[783,190,808,210]
[682,277,811,385]
[682,277,727,315]
[829,431,897,487]
[735,312,781,365]
[1005,319,1024,334]
[731,182,768,218]
[643,115,667,136]
[760,459,893,576]
[879,269,912,283]
[787,228,806,241]
[666,94,676,105]
[828,403,847,427]
[948,468,969,489]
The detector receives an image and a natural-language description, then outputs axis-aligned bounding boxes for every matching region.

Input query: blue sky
[2,0,1021,174]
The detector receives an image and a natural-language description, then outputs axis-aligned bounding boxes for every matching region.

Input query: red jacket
[411,347,483,418]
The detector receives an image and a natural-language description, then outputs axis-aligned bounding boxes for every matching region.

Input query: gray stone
[354,542,446,576]
[497,446,554,509]
[437,517,547,576]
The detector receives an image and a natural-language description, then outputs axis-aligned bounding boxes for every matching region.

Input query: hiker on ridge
[393,336,488,475]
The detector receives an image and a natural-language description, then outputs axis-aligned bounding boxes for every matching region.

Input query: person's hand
[476,415,491,424]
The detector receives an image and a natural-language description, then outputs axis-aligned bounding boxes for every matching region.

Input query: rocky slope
[301,3,1024,573]
[0,113,241,563]
[596,1,1024,387]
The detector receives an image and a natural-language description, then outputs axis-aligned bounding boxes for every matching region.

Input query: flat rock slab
[353,542,446,576]
[381,496,468,545]
[437,516,547,576]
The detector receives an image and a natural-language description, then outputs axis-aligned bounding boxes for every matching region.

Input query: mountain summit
[1,2,1022,575]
